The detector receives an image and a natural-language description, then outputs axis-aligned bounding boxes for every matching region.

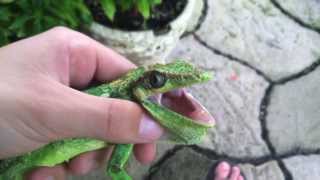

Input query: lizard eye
[149,71,166,88]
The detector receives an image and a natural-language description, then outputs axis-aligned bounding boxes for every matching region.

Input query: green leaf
[119,0,134,11]
[75,1,92,24]
[16,0,31,12]
[16,25,27,38]
[43,16,57,28]
[0,0,15,4]
[0,0,93,44]
[0,27,10,46]
[137,0,150,19]
[32,18,42,34]
[0,7,11,21]
[8,16,31,31]
[149,0,161,5]
[100,0,116,21]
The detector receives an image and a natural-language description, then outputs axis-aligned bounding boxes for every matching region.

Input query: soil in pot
[84,0,187,33]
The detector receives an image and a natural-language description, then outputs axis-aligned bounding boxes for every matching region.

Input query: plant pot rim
[91,0,196,34]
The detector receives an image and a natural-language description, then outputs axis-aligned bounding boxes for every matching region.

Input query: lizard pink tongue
[161,89,215,125]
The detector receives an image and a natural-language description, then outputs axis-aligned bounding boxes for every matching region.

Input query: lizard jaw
[148,89,215,126]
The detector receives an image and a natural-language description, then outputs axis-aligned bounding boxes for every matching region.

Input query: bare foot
[214,161,244,180]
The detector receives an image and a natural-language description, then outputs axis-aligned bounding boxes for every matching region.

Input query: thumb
[38,84,163,144]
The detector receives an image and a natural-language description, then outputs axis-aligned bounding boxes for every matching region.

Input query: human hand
[0,27,163,179]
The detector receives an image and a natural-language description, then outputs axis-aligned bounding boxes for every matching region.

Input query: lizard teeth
[148,94,162,104]
[166,89,183,97]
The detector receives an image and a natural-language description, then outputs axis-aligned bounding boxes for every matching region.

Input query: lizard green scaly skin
[0,60,214,180]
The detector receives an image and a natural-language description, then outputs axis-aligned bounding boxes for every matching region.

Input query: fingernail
[139,114,163,141]
[45,176,54,180]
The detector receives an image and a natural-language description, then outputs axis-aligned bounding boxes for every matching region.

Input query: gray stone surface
[151,147,285,180]
[276,0,320,29]
[284,155,320,180]
[168,36,270,158]
[196,0,320,80]
[150,148,212,180]
[267,66,320,154]
[240,161,285,180]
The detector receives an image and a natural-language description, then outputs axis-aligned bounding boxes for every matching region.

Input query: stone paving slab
[240,161,285,180]
[150,148,212,180]
[275,0,320,29]
[168,36,270,158]
[196,0,320,81]
[150,147,285,180]
[284,155,320,180]
[267,65,320,154]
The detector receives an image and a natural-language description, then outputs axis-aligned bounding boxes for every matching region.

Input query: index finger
[67,32,136,86]
[41,27,136,88]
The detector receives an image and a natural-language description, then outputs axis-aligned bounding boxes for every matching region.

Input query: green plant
[0,0,92,46]
[101,0,162,21]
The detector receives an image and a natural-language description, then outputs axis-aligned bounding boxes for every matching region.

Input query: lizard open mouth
[148,88,215,126]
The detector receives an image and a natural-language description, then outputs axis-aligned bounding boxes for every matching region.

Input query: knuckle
[48,27,93,58]
[47,27,78,49]
[104,100,120,140]
[45,27,93,65]
[49,26,74,37]
[103,100,141,141]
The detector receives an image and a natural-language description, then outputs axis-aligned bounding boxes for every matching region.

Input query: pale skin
[0,27,243,180]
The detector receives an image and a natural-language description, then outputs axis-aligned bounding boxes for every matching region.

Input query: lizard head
[132,60,214,144]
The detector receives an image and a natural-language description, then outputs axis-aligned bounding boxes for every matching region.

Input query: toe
[214,161,231,180]
[230,166,241,180]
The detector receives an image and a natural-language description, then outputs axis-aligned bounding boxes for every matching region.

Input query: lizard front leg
[107,144,134,180]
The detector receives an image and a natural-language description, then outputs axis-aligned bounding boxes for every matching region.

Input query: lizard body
[0,60,214,180]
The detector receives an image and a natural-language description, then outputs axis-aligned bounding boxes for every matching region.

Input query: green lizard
[0,60,214,180]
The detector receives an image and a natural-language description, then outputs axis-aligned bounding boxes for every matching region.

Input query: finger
[35,83,163,144]
[66,33,136,88]
[67,148,112,175]
[25,165,67,180]
[134,143,157,164]
[43,27,135,88]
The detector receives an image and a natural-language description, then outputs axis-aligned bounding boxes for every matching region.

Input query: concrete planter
[89,0,200,66]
